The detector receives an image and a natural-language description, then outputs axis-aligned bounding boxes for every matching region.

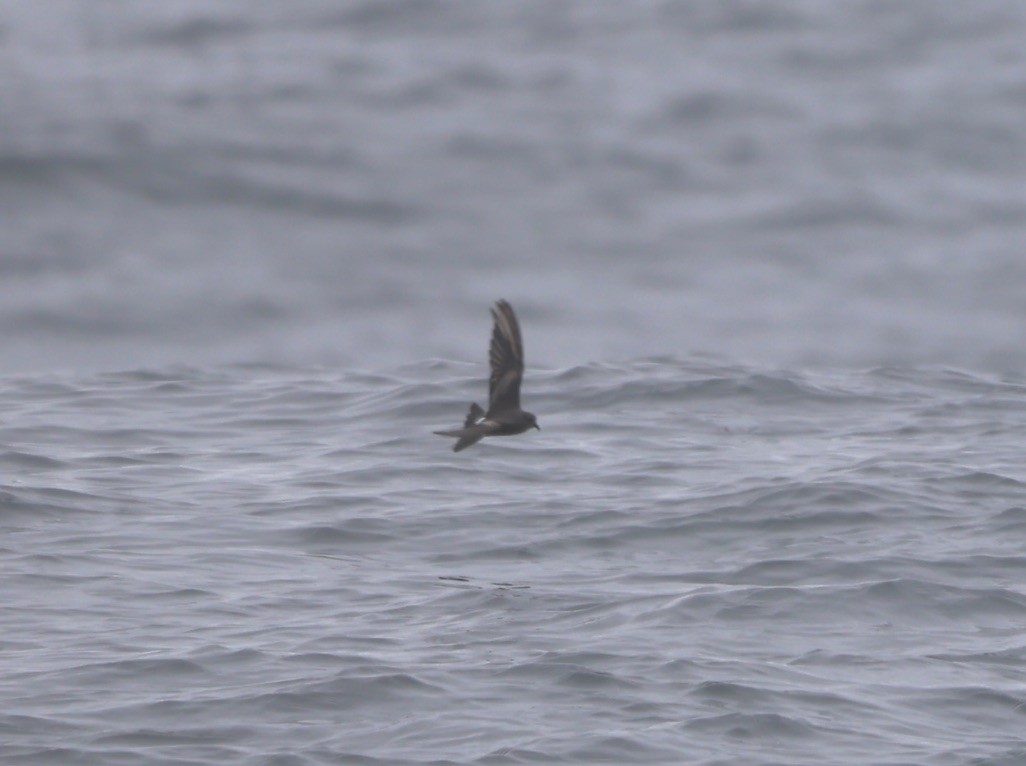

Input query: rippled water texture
[3,361,1026,764]
[5,1,1026,373]
[4,1,1026,764]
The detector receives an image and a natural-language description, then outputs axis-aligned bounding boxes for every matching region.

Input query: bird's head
[526,412,540,430]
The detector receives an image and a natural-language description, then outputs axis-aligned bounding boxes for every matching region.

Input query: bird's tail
[433,403,488,451]
[433,425,488,452]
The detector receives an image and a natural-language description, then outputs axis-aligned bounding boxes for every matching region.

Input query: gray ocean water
[4,2,1026,764]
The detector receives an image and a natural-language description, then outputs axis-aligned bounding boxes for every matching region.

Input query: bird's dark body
[434,300,540,452]
[485,415,536,436]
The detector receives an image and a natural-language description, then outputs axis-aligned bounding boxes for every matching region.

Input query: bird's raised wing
[487,300,524,413]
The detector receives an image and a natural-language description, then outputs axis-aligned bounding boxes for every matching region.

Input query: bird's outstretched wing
[433,424,491,452]
[488,300,524,413]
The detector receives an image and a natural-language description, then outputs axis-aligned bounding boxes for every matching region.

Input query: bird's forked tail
[432,403,490,451]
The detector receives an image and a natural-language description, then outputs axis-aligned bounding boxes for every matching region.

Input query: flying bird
[434,300,540,452]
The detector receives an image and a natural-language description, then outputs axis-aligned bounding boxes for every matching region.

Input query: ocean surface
[4,2,1026,764]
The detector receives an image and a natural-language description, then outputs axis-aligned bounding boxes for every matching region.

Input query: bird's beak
[534,423,541,430]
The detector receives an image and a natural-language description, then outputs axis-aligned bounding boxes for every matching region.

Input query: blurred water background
[3,2,1026,764]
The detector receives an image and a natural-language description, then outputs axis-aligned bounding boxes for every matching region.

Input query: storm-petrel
[434,300,540,452]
